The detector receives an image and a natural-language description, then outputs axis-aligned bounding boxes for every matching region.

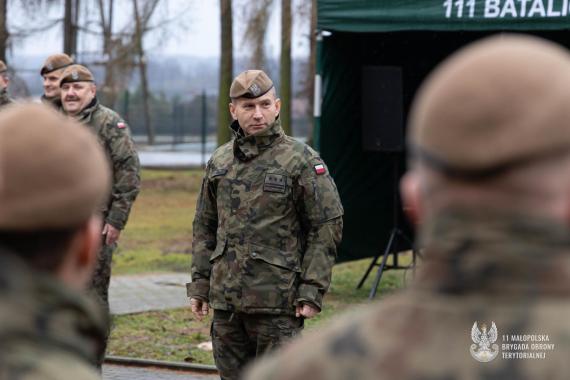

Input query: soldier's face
[43,69,65,98]
[61,82,96,115]
[229,91,281,135]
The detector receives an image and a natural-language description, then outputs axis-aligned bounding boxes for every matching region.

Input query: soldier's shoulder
[4,346,100,380]
[281,136,322,161]
[94,104,125,125]
[209,140,234,164]
[95,104,132,135]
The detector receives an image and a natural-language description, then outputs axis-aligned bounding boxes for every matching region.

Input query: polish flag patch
[314,164,326,175]
[117,122,126,129]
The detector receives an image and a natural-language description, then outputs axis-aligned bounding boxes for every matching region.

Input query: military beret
[0,60,7,74]
[230,70,274,99]
[59,64,95,87]
[40,53,73,76]
[408,34,570,178]
[0,103,110,230]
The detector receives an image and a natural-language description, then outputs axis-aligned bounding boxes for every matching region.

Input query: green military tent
[315,0,570,263]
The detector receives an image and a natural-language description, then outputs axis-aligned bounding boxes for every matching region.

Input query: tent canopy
[318,0,570,32]
[316,1,570,263]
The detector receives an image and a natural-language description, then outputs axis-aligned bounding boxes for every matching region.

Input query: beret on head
[230,70,274,99]
[0,60,7,74]
[40,53,74,76]
[0,103,111,230]
[409,34,570,176]
[59,64,94,87]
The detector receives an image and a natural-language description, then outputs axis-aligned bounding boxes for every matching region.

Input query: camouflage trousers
[211,310,303,380]
[90,242,117,366]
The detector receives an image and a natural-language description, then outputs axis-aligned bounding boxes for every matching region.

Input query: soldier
[59,64,141,359]
[40,53,73,109]
[187,70,343,379]
[246,35,570,379]
[0,103,110,379]
[0,60,13,107]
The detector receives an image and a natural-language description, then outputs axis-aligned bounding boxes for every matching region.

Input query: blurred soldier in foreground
[0,60,13,107]
[246,35,570,379]
[0,103,110,379]
[60,64,141,359]
[187,70,343,379]
[40,53,73,109]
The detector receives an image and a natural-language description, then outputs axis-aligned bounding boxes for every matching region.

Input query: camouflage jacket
[0,88,13,108]
[187,119,343,315]
[0,250,107,379]
[74,98,141,230]
[246,209,570,380]
[41,94,63,111]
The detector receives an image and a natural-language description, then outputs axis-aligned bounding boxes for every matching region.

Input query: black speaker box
[361,66,404,152]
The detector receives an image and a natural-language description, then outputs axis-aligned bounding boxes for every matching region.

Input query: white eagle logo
[470,321,499,362]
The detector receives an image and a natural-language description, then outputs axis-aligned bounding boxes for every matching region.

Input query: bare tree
[96,0,118,106]
[241,0,272,68]
[218,0,233,145]
[63,0,80,57]
[0,0,7,62]
[303,0,316,145]
[133,0,159,145]
[280,0,291,135]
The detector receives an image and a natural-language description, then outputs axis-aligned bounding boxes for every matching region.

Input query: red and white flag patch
[117,122,126,129]
[314,164,326,175]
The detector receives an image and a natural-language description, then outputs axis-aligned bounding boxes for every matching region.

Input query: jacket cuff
[186,280,210,300]
[105,209,127,230]
[296,284,323,310]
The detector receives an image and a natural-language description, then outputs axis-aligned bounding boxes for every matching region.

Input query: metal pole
[313,31,324,151]
[201,90,207,168]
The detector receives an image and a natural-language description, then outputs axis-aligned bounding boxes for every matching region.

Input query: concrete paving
[103,364,218,380]
[109,273,190,315]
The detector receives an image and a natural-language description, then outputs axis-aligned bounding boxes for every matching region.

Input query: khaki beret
[230,70,274,99]
[0,60,7,74]
[40,53,73,76]
[59,64,95,87]
[0,103,110,230]
[409,34,570,177]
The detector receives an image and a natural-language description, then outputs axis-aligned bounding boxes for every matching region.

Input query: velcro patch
[264,173,287,193]
[117,122,126,129]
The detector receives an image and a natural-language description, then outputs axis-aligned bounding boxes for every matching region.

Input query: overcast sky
[7,0,309,60]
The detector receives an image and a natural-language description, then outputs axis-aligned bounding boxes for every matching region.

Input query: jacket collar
[415,208,570,298]
[74,97,99,123]
[232,117,285,161]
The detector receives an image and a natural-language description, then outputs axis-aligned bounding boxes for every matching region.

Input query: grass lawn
[107,170,411,364]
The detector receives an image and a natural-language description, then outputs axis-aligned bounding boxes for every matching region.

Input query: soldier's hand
[190,297,209,321]
[296,303,320,319]
[102,223,121,245]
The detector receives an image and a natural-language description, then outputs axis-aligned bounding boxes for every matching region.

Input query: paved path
[103,364,218,380]
[109,273,189,315]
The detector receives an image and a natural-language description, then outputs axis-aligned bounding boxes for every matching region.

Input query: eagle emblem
[470,321,499,362]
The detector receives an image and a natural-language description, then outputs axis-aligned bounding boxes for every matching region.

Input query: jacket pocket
[242,242,301,310]
[209,238,227,263]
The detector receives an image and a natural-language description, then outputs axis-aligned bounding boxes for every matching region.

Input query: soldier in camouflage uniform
[0,60,14,107]
[246,36,570,380]
[187,70,343,380]
[0,103,110,379]
[40,53,73,110]
[60,64,140,359]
